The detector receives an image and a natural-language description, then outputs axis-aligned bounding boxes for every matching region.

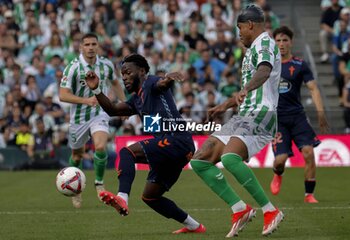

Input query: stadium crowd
[0,0,280,168]
[320,0,350,132]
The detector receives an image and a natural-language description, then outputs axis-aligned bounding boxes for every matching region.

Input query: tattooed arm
[244,63,272,92]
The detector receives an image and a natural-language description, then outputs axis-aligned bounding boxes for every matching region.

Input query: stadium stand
[0,0,347,170]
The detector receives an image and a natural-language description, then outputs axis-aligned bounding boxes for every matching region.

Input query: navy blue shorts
[273,113,321,157]
[139,133,195,191]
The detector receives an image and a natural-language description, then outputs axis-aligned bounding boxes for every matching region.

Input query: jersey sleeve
[301,61,314,83]
[256,36,276,68]
[60,62,78,89]
[147,76,163,93]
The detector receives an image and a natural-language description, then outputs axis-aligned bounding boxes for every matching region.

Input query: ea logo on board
[314,139,350,166]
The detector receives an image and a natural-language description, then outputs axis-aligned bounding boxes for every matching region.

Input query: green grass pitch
[0,167,349,240]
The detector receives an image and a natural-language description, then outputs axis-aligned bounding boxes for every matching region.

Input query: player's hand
[85,96,98,107]
[85,71,99,90]
[318,112,330,134]
[165,72,184,82]
[207,104,226,121]
[236,89,248,105]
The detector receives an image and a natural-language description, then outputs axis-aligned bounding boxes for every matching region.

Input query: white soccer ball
[56,167,86,196]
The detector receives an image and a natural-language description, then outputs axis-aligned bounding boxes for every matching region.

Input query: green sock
[94,151,107,183]
[221,153,269,207]
[190,159,241,206]
[69,155,82,169]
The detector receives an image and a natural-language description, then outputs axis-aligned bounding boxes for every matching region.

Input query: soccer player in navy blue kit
[270,26,329,203]
[84,54,205,234]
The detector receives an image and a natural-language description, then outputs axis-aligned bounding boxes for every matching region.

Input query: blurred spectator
[35,61,55,94]
[204,3,232,44]
[21,75,40,109]
[25,117,60,169]
[169,51,190,75]
[14,119,32,152]
[0,123,11,148]
[331,18,350,99]
[137,32,164,56]
[0,72,10,118]
[220,72,241,98]
[198,79,225,108]
[64,39,80,64]
[43,90,64,125]
[178,92,204,123]
[112,23,133,52]
[43,32,67,62]
[7,104,24,134]
[0,22,18,54]
[343,80,350,133]
[17,23,43,64]
[338,39,350,104]
[4,9,20,38]
[333,7,350,35]
[29,102,55,134]
[321,0,346,11]
[179,0,199,19]
[193,48,227,86]
[107,7,128,37]
[319,0,343,63]
[261,3,280,30]
[184,20,206,50]
[211,30,234,64]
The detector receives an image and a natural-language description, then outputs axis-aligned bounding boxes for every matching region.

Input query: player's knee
[193,149,217,163]
[94,146,106,152]
[141,194,159,205]
[190,159,213,173]
[120,147,136,161]
[221,153,241,169]
[302,147,315,162]
[72,152,84,161]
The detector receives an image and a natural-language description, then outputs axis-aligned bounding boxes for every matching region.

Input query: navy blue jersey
[278,57,314,116]
[126,75,188,136]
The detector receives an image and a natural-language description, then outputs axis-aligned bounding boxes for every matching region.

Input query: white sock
[261,202,276,213]
[95,180,104,185]
[231,200,247,213]
[117,192,129,205]
[183,215,200,230]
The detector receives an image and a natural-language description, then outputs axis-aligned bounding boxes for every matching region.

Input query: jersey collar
[282,56,293,63]
[79,54,101,69]
[250,31,269,49]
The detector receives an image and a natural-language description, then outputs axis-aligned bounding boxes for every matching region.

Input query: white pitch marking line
[0,206,350,215]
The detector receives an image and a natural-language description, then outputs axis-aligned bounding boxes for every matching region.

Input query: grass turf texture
[0,168,349,240]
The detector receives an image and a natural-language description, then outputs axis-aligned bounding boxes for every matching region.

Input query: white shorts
[212,115,273,159]
[68,113,110,149]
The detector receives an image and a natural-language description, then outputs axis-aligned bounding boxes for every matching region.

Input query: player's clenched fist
[85,70,99,90]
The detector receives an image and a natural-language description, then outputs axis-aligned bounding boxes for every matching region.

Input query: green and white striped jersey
[60,54,117,124]
[239,31,281,135]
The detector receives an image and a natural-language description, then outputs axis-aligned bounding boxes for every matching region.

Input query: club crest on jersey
[279,78,292,93]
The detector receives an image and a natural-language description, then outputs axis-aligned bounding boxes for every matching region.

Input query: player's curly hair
[122,53,150,74]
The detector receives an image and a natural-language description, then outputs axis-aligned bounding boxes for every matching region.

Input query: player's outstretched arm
[59,87,98,106]
[85,71,133,116]
[208,97,238,120]
[156,72,184,91]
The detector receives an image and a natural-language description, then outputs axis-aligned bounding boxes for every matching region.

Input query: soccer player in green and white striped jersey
[59,33,125,208]
[190,5,284,237]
